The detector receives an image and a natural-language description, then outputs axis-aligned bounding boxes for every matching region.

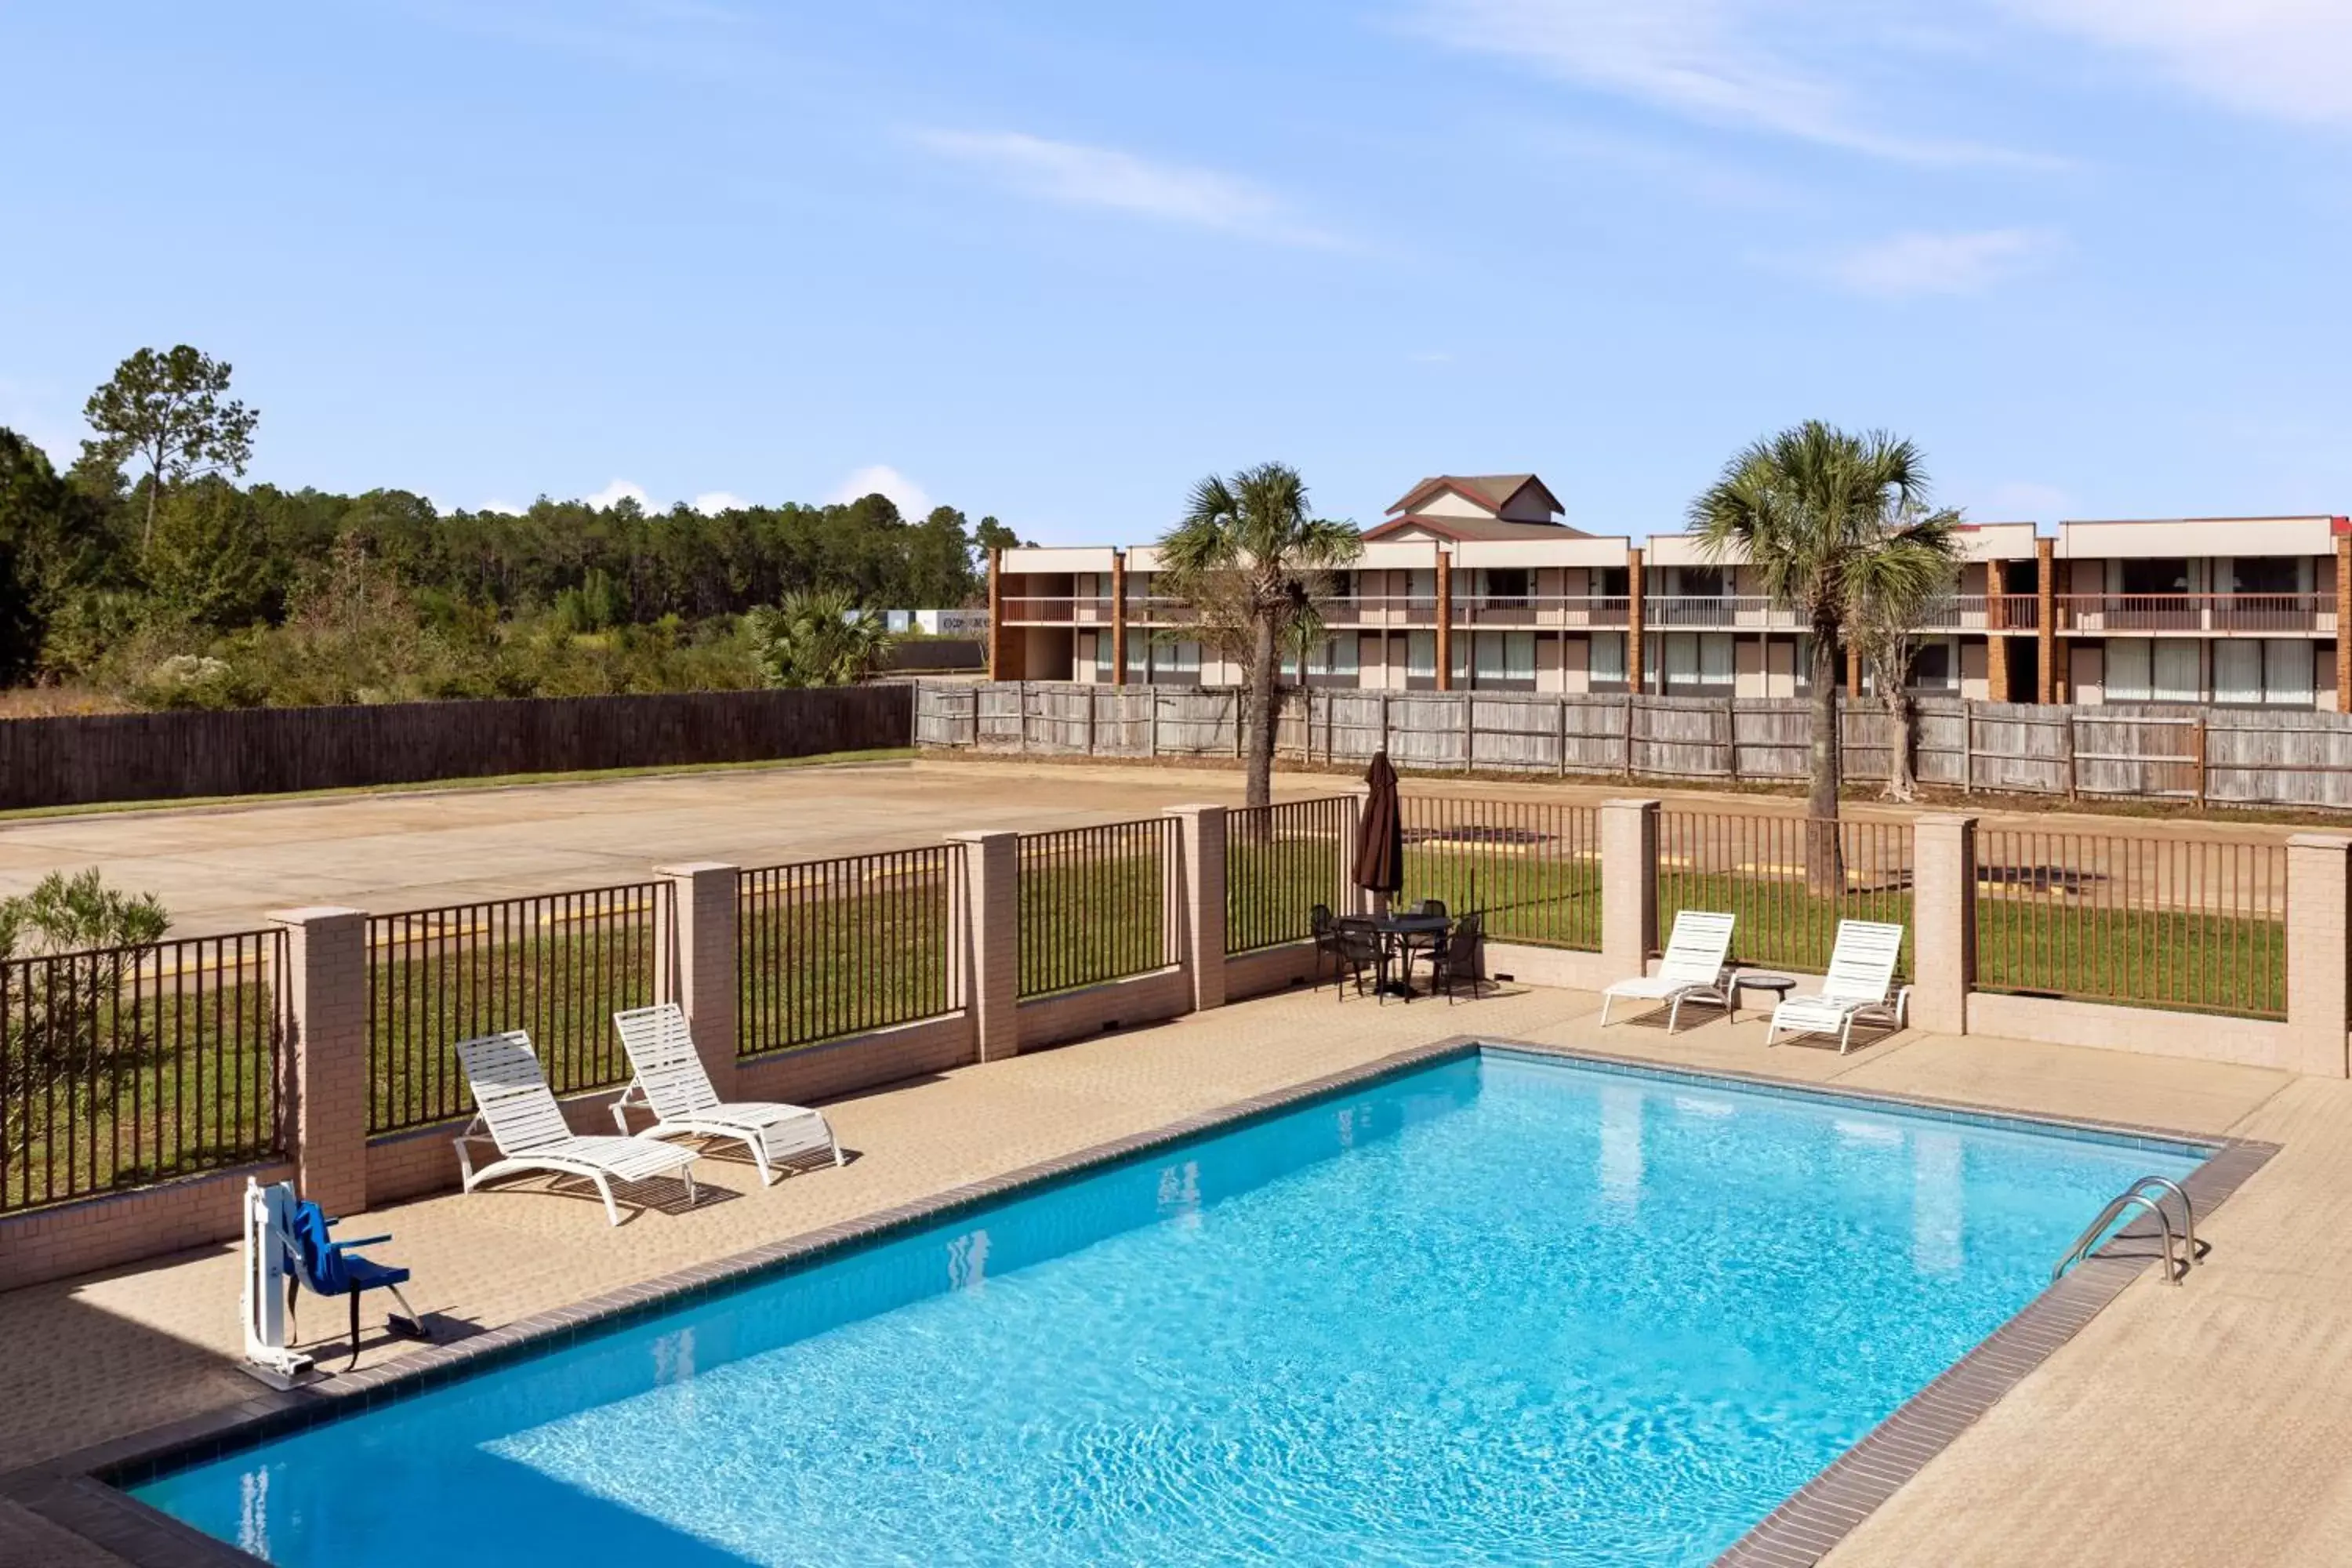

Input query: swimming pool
[138,1047,2205,1566]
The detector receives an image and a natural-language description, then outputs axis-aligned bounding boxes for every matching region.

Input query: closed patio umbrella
[1353,751,1403,911]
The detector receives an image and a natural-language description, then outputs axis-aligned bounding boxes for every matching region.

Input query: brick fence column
[654,862,740,1092]
[1167,805,1227,1012]
[1599,798,1660,978]
[948,830,1020,1061]
[1909,815,1977,1034]
[2286,834,2351,1078]
[270,906,369,1215]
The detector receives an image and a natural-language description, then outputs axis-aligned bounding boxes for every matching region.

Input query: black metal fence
[366,881,670,1134]
[1224,797,1353,953]
[1400,797,1602,951]
[1656,813,1916,977]
[2,929,288,1214]
[739,846,964,1054]
[1017,818,1178,997]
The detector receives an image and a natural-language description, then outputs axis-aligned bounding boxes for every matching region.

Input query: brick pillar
[1166,805,1227,1011]
[654,862,739,1092]
[1625,546,1646,695]
[948,829,1021,1061]
[2286,834,2351,1078]
[2336,533,2350,713]
[986,548,1007,681]
[1434,549,1454,692]
[270,906,369,1216]
[1909,815,1976,1034]
[1599,798,1660,976]
[2035,536,2057,705]
[1984,634,2011,704]
[1111,549,1129,688]
[1846,642,1862,699]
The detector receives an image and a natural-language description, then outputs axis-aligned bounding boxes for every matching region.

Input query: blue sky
[5,1,2352,544]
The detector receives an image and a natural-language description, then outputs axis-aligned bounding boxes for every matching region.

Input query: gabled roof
[1385,474,1564,519]
[1361,514,1583,543]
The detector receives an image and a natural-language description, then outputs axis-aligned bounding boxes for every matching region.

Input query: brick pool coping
[0,1036,2281,1568]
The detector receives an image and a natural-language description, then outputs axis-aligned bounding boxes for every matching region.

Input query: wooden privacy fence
[0,684,914,811]
[366,881,669,1135]
[737,846,965,1056]
[920,681,2352,811]
[1,929,288,1214]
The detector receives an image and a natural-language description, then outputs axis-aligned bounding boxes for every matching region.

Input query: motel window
[1910,638,1958,693]
[1406,632,1437,681]
[1588,632,1627,688]
[2266,640,2314,706]
[1091,632,1113,678]
[2104,638,2201,702]
[1468,631,1534,689]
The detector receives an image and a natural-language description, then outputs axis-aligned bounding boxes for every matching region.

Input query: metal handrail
[2127,1174,2201,1265]
[2052,1189,2183,1287]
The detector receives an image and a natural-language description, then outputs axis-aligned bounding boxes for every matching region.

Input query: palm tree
[1156,463,1362,808]
[1849,522,1962,802]
[746,587,895,688]
[1690,423,1961,887]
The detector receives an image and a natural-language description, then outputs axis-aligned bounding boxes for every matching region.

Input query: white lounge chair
[453,1031,699,1225]
[1766,920,1909,1054]
[612,1004,841,1185]
[1599,909,1736,1033]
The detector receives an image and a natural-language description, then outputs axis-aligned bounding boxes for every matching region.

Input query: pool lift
[241,1178,317,1387]
[2051,1174,2205,1288]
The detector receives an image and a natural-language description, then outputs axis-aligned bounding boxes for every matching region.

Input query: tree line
[0,347,1018,707]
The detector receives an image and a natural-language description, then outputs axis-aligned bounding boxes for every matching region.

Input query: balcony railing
[1331,594,1439,625]
[1000,596,1116,624]
[1642,595,1801,630]
[1127,597,1200,625]
[1448,594,1631,627]
[2058,593,2335,634]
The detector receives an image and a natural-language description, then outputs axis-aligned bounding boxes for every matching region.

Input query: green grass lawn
[3,980,283,1213]
[1402,844,1603,952]
[739,876,956,1054]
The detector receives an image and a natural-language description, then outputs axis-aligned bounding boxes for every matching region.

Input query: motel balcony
[2054,593,2337,635]
[1446,594,1633,628]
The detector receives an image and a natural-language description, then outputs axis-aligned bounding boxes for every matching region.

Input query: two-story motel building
[986,474,2352,712]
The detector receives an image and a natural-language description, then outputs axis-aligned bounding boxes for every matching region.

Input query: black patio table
[1338,912,1451,1000]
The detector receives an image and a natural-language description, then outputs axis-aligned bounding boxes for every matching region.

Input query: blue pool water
[139,1050,2202,1566]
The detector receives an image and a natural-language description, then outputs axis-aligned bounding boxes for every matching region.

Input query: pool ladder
[2051,1176,2205,1287]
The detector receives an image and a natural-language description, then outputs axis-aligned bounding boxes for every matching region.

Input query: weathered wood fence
[917,682,2352,811]
[0,685,914,810]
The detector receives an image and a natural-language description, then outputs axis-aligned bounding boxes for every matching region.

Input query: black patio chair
[1333,920,1388,1004]
[1308,903,1342,989]
[1427,911,1486,1004]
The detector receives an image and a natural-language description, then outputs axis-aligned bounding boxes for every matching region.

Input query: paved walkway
[0,756,2322,938]
[8,978,2352,1563]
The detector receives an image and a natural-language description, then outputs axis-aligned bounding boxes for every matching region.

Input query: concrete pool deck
[2,978,2347,1564]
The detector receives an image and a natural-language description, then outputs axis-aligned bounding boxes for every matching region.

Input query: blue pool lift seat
[285,1200,426,1367]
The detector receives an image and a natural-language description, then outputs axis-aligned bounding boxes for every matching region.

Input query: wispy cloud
[827,464,933,518]
[584,477,653,510]
[2002,0,2352,125]
[1403,0,2049,166]
[1820,228,2060,297]
[691,490,748,515]
[910,129,1341,246]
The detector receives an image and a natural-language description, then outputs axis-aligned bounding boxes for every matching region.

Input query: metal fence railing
[1974,831,2286,1018]
[1657,814,1915,977]
[739,845,964,1055]
[2,929,288,1215]
[1401,797,1602,951]
[1224,797,1353,954]
[366,881,669,1135]
[1017,818,1178,998]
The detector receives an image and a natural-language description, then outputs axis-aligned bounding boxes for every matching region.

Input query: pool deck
[4,978,2349,1565]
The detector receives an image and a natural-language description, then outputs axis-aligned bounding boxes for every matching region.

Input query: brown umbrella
[1352,750,1403,902]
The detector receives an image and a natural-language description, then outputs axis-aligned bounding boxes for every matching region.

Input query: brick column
[270,906,369,1216]
[1625,546,1646,695]
[1110,550,1129,688]
[1909,815,1976,1034]
[1434,549,1454,692]
[1984,634,2011,704]
[2286,834,2351,1078]
[1846,642,1862,699]
[1599,798,1661,977]
[1166,805,1227,1011]
[2034,536,2057,705]
[654,862,739,1092]
[986,548,1007,681]
[948,829,1021,1061]
[2336,533,2350,713]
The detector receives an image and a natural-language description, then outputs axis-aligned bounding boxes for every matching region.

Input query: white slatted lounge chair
[453,1031,699,1225]
[1599,910,1736,1033]
[612,1004,841,1185]
[1766,920,1908,1054]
